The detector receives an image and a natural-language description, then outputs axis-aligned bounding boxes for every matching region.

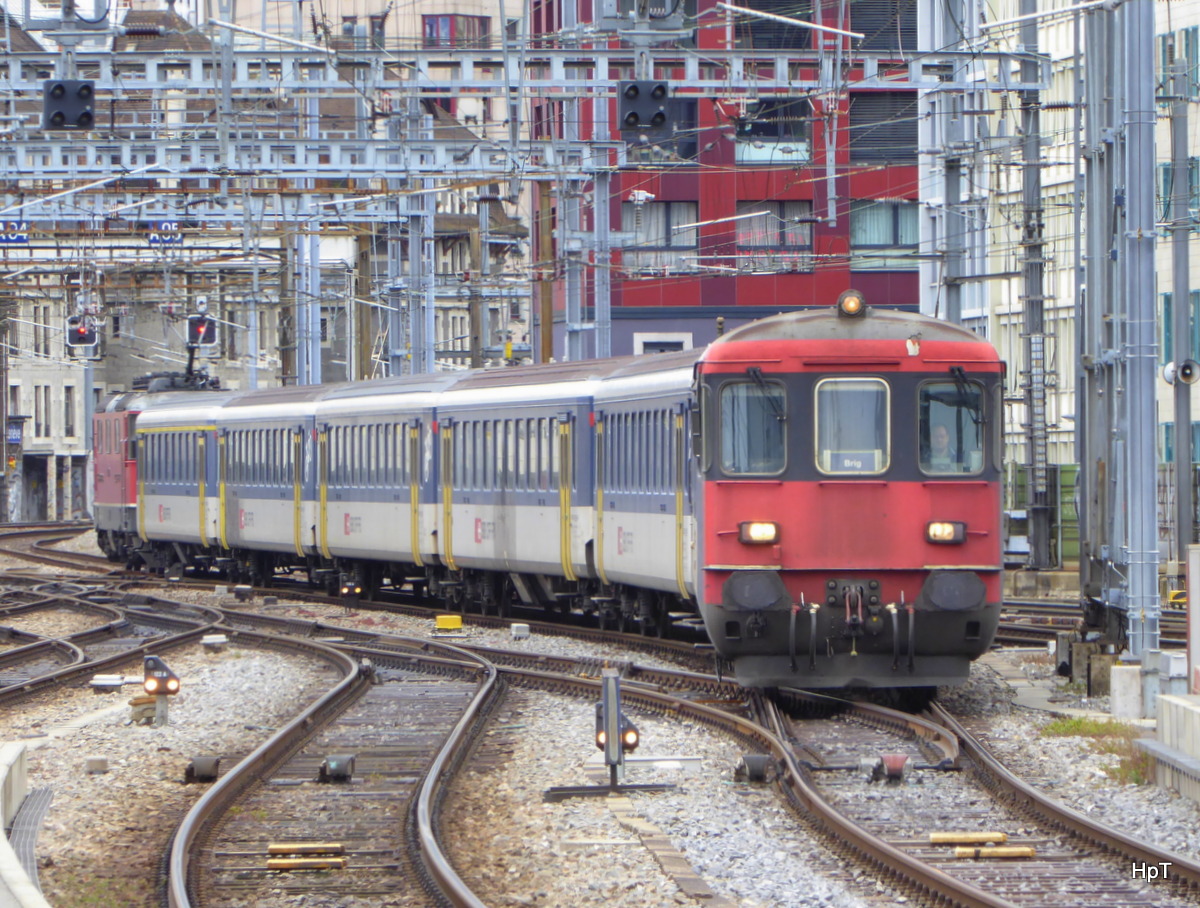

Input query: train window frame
[719,379,787,476]
[516,419,527,491]
[366,425,376,487]
[814,377,891,476]
[460,421,469,490]
[551,418,561,489]
[503,420,514,490]
[918,379,986,476]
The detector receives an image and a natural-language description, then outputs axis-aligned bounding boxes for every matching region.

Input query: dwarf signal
[143,655,181,695]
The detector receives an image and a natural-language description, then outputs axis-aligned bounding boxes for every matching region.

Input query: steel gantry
[0,4,1047,378]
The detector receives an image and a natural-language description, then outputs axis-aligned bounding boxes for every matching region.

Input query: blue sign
[0,221,29,244]
[147,221,182,245]
[6,417,27,447]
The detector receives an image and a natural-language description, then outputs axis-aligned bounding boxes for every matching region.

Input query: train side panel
[592,362,699,598]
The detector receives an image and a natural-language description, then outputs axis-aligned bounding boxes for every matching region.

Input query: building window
[851,0,917,53]
[422,15,490,48]
[36,305,50,357]
[1156,158,1199,227]
[369,14,387,47]
[34,384,49,437]
[850,199,919,270]
[734,0,812,49]
[738,99,809,142]
[64,386,75,438]
[1159,290,1200,366]
[735,99,811,163]
[735,201,813,272]
[620,201,699,274]
[848,92,918,164]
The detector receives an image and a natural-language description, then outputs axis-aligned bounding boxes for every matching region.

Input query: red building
[532,0,922,357]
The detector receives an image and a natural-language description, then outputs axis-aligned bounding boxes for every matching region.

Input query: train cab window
[720,381,786,475]
[919,380,985,474]
[815,378,889,475]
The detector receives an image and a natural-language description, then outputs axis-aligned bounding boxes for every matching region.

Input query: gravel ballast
[3,533,1197,906]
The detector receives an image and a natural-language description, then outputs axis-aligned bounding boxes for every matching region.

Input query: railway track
[1,523,1196,907]
[176,636,494,908]
[769,694,1199,906]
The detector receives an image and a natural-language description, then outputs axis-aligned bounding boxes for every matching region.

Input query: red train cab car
[94,372,222,564]
[694,292,1004,691]
[94,397,140,562]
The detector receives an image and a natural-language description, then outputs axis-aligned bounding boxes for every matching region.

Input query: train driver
[926,423,959,472]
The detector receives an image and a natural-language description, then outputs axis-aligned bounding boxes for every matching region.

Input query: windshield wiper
[950,365,985,426]
[747,367,786,421]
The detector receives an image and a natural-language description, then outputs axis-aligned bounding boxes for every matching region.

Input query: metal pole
[1171,57,1193,579]
[537,181,554,363]
[1123,0,1160,656]
[1021,0,1052,569]
[422,177,437,372]
[470,198,486,369]
[594,170,612,360]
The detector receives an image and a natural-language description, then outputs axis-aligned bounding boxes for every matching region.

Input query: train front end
[695,293,1004,691]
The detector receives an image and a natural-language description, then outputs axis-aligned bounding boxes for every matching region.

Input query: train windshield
[720,381,785,474]
[919,380,985,474]
[815,378,890,474]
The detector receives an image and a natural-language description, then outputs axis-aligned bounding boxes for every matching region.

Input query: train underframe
[702,568,1002,691]
[100,529,696,635]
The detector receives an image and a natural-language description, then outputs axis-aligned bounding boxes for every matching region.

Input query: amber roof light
[837,290,866,317]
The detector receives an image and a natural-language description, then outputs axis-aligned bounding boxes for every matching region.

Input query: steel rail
[931,702,1200,895]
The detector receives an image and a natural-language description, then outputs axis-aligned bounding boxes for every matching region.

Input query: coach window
[514,420,525,490]
[919,380,985,474]
[454,424,465,487]
[720,381,786,475]
[462,422,472,489]
[815,378,889,475]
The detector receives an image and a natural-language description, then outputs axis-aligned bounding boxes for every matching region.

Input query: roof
[0,13,43,52]
[113,7,211,54]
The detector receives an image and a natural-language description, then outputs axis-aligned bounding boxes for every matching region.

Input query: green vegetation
[48,870,152,907]
[1040,716,1156,785]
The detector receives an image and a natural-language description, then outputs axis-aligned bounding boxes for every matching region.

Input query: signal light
[340,573,362,604]
[143,655,181,696]
[595,702,640,753]
[187,313,218,347]
[65,315,98,350]
[43,79,95,130]
[617,80,671,137]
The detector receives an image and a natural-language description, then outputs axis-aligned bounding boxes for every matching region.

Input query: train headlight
[927,521,966,544]
[739,521,779,544]
[837,289,866,317]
